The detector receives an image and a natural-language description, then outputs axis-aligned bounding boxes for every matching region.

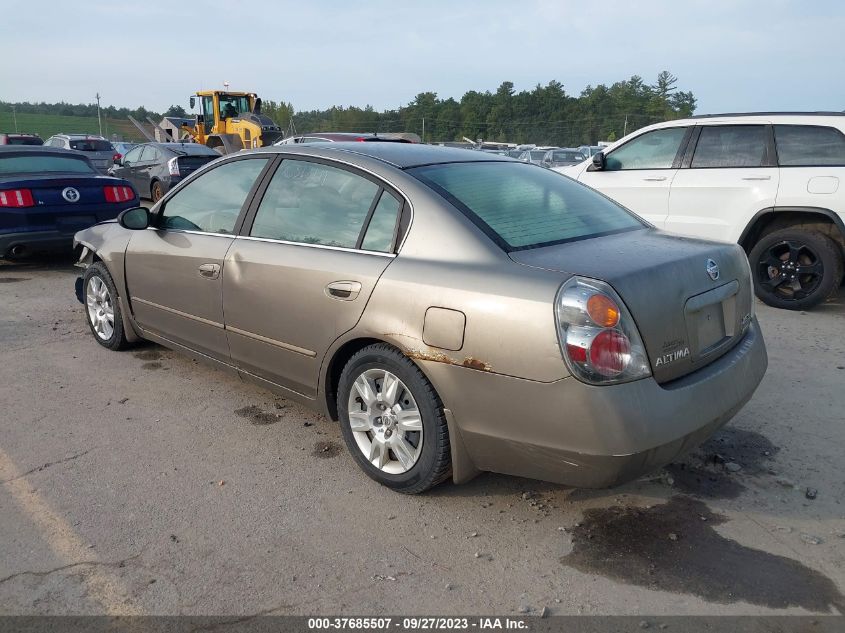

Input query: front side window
[774,125,845,166]
[160,158,269,234]
[411,161,644,251]
[691,125,768,168]
[605,127,687,170]
[250,160,380,248]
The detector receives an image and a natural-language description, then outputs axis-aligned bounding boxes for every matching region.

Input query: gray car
[43,134,116,174]
[73,144,767,494]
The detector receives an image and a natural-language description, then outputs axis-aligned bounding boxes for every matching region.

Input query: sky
[2,0,844,115]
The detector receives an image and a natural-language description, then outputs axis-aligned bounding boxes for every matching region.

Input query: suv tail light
[168,157,180,176]
[555,276,651,384]
[0,188,35,208]
[113,153,122,162]
[103,185,135,203]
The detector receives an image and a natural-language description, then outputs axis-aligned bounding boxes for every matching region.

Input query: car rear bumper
[417,319,767,488]
[0,230,76,256]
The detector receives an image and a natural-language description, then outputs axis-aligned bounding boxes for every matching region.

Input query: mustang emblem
[706,259,720,281]
[62,187,80,203]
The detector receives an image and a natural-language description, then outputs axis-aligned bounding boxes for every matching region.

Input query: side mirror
[114,156,123,166]
[118,207,150,230]
[591,152,606,171]
[190,96,196,109]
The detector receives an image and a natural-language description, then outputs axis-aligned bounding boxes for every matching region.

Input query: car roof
[144,142,218,155]
[255,142,516,169]
[0,146,88,155]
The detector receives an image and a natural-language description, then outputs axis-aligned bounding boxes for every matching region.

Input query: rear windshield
[553,151,584,161]
[178,156,215,167]
[6,136,43,146]
[410,161,644,251]
[0,154,95,174]
[69,139,114,152]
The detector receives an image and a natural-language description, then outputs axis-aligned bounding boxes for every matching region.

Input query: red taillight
[113,153,122,162]
[588,330,631,377]
[0,188,35,208]
[103,185,135,203]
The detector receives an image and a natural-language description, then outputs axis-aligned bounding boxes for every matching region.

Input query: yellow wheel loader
[185,91,284,154]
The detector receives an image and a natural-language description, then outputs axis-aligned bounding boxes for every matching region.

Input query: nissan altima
[73,144,767,493]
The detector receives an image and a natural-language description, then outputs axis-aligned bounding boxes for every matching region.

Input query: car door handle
[741,176,772,181]
[325,281,362,301]
[198,263,221,279]
[642,176,667,181]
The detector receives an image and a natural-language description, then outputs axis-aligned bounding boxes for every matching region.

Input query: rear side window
[361,192,401,252]
[0,154,94,174]
[69,139,114,152]
[250,159,379,248]
[411,162,643,251]
[691,125,768,168]
[160,158,269,234]
[605,127,687,170]
[774,125,845,166]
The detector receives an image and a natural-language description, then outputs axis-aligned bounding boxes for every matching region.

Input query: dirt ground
[0,256,843,617]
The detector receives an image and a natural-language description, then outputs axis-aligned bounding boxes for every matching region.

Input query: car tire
[83,262,130,350]
[749,228,844,310]
[337,343,451,494]
[151,180,164,202]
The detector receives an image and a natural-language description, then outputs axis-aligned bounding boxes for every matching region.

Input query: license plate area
[56,215,96,233]
[685,280,739,362]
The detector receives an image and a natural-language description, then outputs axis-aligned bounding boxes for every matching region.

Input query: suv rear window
[5,136,43,146]
[774,125,845,166]
[69,139,114,152]
[411,162,644,251]
[0,154,95,174]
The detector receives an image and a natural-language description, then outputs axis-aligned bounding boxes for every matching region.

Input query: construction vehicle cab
[186,91,283,154]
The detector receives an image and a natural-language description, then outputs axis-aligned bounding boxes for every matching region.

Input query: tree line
[1,71,695,146]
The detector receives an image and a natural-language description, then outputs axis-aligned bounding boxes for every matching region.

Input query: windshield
[0,154,95,174]
[69,139,114,152]
[219,94,251,118]
[410,161,644,251]
[530,151,546,159]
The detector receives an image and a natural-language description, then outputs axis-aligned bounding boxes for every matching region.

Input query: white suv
[558,113,845,310]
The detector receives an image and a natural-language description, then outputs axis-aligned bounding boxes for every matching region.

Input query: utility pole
[95,92,102,137]
[623,114,628,137]
[11,105,17,132]
[422,117,425,143]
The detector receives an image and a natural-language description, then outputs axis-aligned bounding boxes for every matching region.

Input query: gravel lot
[1,256,843,617]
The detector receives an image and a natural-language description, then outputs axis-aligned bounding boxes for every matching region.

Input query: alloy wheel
[757,239,824,302]
[347,369,423,474]
[86,276,115,341]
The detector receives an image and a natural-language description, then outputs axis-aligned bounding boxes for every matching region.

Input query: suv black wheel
[749,228,843,310]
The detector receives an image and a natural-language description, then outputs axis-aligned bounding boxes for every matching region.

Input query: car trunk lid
[3,175,134,234]
[509,228,755,383]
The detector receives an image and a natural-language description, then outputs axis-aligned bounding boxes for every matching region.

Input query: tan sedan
[74,144,767,493]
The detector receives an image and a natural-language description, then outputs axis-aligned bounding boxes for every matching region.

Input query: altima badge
[62,187,80,203]
[706,259,720,281]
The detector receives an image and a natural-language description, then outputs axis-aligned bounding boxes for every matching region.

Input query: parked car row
[558,112,845,310]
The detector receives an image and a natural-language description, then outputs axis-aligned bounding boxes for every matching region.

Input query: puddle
[312,441,342,458]
[134,349,163,361]
[0,277,29,283]
[563,496,844,613]
[665,427,780,498]
[141,362,162,370]
[234,405,280,425]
